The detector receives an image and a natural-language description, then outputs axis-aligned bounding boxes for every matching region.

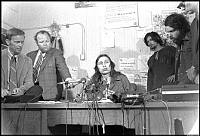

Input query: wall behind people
[2,2,21,30]
[2,2,183,96]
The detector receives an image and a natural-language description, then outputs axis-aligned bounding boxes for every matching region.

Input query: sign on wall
[105,2,139,29]
[119,58,137,71]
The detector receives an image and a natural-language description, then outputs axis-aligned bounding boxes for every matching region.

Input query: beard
[170,34,183,46]
[150,46,156,51]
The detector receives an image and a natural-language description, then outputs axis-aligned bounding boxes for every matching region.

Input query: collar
[38,50,46,58]
[8,48,19,61]
[182,34,189,41]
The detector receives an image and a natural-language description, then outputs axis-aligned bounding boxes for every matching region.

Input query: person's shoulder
[118,73,128,79]
[20,53,29,59]
[26,50,37,56]
[49,48,62,54]
[19,53,32,61]
[164,45,176,51]
[1,48,8,54]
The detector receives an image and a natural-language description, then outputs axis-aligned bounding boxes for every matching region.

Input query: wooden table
[1,101,199,135]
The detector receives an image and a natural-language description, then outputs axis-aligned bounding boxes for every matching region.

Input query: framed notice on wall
[105,2,139,29]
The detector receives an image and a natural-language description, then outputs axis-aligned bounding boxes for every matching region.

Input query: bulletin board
[105,2,139,29]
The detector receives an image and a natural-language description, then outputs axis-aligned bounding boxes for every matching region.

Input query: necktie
[9,56,18,92]
[33,53,43,83]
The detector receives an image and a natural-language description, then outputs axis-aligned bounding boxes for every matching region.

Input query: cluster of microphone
[57,77,87,88]
[57,77,142,104]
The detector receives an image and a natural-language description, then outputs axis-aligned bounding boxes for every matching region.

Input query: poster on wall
[119,58,137,71]
[119,58,137,83]
[105,2,139,29]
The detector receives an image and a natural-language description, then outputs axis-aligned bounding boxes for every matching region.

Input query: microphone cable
[120,102,125,135]
[147,98,171,135]
[86,101,92,135]
[94,100,107,135]
[21,83,61,134]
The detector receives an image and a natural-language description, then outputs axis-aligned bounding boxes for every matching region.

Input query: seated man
[1,28,43,103]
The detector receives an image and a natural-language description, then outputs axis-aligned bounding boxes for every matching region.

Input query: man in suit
[184,2,199,84]
[27,30,73,100]
[1,28,43,101]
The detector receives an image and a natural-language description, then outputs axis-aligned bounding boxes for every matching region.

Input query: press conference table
[1,101,199,135]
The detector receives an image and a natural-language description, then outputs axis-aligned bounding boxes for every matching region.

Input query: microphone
[27,78,87,103]
[57,78,87,86]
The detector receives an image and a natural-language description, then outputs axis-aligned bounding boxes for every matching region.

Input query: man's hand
[1,89,11,98]
[186,66,197,81]
[65,78,76,89]
[11,88,24,96]
[167,75,175,83]
[194,73,199,84]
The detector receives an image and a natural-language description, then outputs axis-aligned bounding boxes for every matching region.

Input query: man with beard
[144,32,176,93]
[164,13,193,84]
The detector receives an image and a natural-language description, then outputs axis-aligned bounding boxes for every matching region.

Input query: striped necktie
[9,56,18,92]
[33,52,43,83]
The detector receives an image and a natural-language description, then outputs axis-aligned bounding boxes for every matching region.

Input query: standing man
[1,28,43,101]
[184,2,199,84]
[164,13,193,84]
[27,30,73,100]
[144,32,176,92]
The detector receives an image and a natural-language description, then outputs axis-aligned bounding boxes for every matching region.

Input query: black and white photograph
[1,1,199,135]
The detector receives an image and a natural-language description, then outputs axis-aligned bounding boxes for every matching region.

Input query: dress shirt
[7,49,18,90]
[33,50,46,67]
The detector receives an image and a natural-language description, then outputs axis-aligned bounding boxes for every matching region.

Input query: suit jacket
[27,48,71,100]
[1,48,34,93]
[190,17,199,72]
[178,33,193,84]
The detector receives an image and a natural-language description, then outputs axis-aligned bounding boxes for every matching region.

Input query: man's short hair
[6,28,25,40]
[34,30,52,42]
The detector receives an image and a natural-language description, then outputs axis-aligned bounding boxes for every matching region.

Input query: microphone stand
[80,82,86,101]
[64,80,86,134]
[142,100,147,135]
[64,82,70,135]
[105,83,109,100]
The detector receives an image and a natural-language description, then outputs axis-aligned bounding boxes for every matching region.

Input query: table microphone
[57,78,86,85]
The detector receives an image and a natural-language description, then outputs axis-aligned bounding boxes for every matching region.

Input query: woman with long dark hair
[86,54,137,102]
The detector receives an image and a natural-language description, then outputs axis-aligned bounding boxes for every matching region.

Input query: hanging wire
[19,22,86,59]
